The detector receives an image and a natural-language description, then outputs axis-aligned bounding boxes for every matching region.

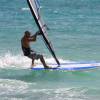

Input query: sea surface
[0,0,100,100]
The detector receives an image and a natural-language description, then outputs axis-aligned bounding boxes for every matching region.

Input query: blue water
[0,0,100,99]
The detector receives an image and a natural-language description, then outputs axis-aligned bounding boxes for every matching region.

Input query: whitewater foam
[0,53,31,68]
[0,52,73,69]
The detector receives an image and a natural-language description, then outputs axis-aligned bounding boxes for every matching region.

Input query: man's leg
[27,54,35,68]
[29,53,50,69]
[32,59,35,66]
[38,55,50,68]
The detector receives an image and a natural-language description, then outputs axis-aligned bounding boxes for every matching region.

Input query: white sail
[27,0,60,66]
[29,0,47,37]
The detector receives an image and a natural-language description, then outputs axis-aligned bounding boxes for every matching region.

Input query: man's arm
[29,31,41,41]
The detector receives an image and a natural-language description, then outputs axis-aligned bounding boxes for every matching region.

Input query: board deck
[31,62,100,71]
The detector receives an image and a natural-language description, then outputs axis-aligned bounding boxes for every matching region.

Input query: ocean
[0,0,100,100]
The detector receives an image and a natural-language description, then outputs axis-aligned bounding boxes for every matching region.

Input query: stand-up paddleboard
[31,62,100,71]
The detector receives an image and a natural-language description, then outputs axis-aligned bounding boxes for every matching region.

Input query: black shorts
[22,46,41,60]
[27,52,42,60]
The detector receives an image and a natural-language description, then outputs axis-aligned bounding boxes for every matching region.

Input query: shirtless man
[21,31,50,69]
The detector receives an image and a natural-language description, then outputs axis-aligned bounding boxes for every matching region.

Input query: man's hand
[36,31,41,35]
[31,31,41,39]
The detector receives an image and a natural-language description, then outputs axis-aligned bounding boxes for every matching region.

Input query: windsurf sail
[27,0,60,66]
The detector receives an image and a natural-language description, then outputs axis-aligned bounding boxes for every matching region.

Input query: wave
[0,83,99,100]
[0,52,73,69]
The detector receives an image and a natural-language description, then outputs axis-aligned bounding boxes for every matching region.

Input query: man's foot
[30,64,36,69]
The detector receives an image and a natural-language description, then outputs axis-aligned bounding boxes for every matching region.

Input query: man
[21,31,50,69]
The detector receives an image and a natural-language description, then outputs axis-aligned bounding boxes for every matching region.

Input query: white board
[31,62,100,71]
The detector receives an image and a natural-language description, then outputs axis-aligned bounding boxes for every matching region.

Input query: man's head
[24,31,31,37]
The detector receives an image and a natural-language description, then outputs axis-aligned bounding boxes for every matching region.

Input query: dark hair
[24,31,31,36]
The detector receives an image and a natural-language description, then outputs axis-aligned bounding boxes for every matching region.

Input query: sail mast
[27,0,60,66]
